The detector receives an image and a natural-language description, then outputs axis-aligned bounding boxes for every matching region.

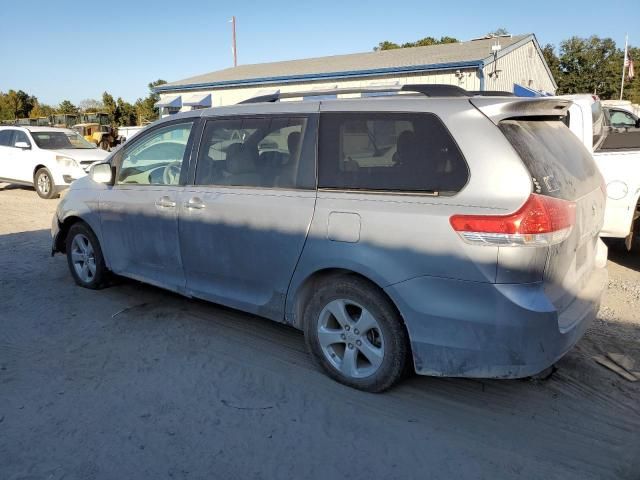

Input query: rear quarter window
[0,130,14,147]
[499,119,601,200]
[318,112,469,195]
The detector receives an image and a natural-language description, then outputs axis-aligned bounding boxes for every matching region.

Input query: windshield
[31,131,96,149]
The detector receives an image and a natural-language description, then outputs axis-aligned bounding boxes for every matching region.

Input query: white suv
[0,126,109,198]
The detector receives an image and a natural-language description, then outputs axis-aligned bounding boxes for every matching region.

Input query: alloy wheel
[317,299,385,379]
[37,172,51,195]
[70,234,96,283]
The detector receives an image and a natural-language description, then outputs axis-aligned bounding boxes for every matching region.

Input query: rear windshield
[499,119,601,200]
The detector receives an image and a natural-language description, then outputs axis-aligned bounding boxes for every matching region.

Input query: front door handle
[184,197,205,210]
[155,196,176,208]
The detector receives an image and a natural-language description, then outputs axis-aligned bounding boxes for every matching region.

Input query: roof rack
[467,90,514,97]
[238,84,480,104]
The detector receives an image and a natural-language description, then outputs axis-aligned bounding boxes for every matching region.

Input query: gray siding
[484,40,556,94]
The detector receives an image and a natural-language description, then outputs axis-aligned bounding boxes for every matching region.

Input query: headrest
[225,143,257,174]
[287,131,301,156]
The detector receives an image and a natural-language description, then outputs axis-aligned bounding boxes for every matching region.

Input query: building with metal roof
[155,33,556,114]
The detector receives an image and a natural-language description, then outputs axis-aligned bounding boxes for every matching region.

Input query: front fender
[54,179,109,265]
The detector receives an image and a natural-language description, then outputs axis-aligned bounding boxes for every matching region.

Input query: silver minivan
[52,85,608,392]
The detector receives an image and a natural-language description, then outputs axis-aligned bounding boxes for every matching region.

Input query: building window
[162,107,180,116]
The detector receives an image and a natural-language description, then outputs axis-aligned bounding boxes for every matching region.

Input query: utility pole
[231,16,238,67]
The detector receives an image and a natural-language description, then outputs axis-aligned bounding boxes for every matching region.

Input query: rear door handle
[184,197,205,210]
[155,196,176,208]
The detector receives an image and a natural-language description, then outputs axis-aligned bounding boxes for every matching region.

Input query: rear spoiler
[469,97,571,125]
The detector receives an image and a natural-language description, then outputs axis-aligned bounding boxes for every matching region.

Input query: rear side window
[12,131,31,147]
[499,119,601,200]
[0,130,14,146]
[318,112,468,194]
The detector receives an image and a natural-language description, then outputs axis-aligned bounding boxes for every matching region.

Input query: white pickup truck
[562,95,640,250]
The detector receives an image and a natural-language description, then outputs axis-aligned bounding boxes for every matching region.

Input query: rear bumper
[385,266,608,378]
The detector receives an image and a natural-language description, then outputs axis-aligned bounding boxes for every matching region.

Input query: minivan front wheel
[65,223,109,289]
[304,277,409,392]
[34,168,58,199]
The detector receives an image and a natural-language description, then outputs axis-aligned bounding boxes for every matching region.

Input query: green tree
[555,36,622,98]
[487,28,510,36]
[115,97,137,126]
[542,43,562,81]
[135,79,167,124]
[102,91,117,124]
[0,93,10,121]
[374,40,400,51]
[5,90,23,119]
[374,36,458,51]
[0,90,39,120]
[29,102,55,119]
[57,100,78,114]
[17,91,36,117]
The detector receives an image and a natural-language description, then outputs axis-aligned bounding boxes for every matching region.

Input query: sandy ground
[1,184,639,480]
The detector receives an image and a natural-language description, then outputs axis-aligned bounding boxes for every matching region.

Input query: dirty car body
[52,90,608,389]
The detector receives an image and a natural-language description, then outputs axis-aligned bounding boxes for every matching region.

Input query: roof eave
[154,60,483,93]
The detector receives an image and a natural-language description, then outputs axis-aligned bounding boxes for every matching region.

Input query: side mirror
[14,141,31,149]
[89,162,114,184]
[636,118,640,129]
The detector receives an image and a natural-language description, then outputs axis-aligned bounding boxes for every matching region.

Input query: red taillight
[450,194,576,246]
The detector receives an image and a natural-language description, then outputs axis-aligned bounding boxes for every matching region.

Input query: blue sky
[1,0,638,105]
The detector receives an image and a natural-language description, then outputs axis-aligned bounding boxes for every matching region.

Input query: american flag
[624,50,635,79]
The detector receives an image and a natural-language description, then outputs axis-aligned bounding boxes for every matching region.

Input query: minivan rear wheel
[304,276,409,392]
[65,223,109,289]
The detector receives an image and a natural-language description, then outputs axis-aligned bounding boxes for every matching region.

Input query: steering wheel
[162,161,182,185]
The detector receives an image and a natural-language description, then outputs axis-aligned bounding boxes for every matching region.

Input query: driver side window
[117,122,193,185]
[609,110,636,127]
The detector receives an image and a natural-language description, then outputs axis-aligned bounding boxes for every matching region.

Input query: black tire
[65,222,109,289]
[303,276,409,392]
[624,210,640,251]
[34,167,58,199]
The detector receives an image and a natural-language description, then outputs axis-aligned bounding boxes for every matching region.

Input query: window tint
[12,131,30,147]
[499,119,600,201]
[318,112,468,194]
[195,116,308,188]
[117,122,192,185]
[0,130,14,147]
